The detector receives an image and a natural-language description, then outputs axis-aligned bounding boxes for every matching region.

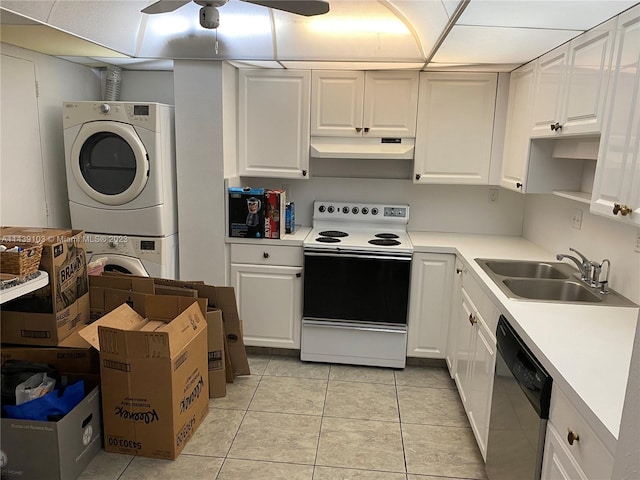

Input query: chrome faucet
[556,248,592,282]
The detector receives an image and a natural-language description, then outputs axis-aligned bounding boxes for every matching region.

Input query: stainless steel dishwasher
[486,315,552,480]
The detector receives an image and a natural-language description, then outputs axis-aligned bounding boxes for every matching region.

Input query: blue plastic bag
[3,380,85,421]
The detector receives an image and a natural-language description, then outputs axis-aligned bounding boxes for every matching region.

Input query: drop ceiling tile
[424,62,521,72]
[280,61,423,70]
[432,25,581,65]
[457,0,637,30]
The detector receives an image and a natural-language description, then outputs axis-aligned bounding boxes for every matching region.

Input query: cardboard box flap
[84,304,147,350]
[99,327,171,358]
[157,302,208,357]
[144,295,207,319]
[89,275,155,294]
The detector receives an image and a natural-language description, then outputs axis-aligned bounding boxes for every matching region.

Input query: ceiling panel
[432,25,581,64]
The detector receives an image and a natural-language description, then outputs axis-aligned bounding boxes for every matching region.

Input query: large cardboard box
[1,383,103,480]
[0,345,99,375]
[1,227,90,346]
[81,296,209,460]
[88,275,155,321]
[205,309,226,398]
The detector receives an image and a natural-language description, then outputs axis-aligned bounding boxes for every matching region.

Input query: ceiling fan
[142,0,330,29]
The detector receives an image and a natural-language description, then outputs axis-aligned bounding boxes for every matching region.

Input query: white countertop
[409,231,639,453]
[0,270,49,304]
[225,226,311,246]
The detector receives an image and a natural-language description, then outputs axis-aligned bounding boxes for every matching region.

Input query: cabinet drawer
[548,387,614,480]
[462,267,498,337]
[230,243,303,267]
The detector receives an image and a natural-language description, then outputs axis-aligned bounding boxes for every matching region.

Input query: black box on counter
[228,187,266,238]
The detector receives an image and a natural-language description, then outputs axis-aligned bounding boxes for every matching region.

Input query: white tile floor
[77,353,487,480]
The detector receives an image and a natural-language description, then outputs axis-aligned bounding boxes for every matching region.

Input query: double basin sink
[475,259,637,307]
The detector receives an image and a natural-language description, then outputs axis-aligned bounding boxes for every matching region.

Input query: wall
[0,43,101,228]
[522,194,640,304]
[242,177,526,236]
[119,70,174,105]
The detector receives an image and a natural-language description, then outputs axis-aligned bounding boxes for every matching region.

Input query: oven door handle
[304,251,411,262]
[303,319,407,334]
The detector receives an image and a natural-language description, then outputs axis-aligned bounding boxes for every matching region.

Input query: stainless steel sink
[503,278,602,303]
[475,258,637,307]
[481,260,570,279]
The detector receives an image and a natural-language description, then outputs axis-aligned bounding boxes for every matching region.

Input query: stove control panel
[314,202,409,224]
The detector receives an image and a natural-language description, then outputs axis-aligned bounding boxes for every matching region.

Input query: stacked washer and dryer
[63,101,178,278]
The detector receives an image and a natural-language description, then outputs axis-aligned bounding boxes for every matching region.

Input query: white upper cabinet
[413,73,497,184]
[311,70,419,137]
[591,5,640,225]
[531,18,616,137]
[238,69,311,179]
[500,61,537,192]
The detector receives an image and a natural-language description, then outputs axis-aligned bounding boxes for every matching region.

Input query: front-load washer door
[71,121,150,206]
[89,254,149,277]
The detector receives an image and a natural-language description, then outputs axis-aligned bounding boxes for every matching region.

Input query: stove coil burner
[316,237,341,243]
[375,233,400,239]
[319,230,349,238]
[368,238,401,246]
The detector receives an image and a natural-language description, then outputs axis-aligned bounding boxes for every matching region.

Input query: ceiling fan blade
[241,0,330,16]
[142,0,191,14]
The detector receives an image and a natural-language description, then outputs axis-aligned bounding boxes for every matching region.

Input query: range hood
[310,136,415,160]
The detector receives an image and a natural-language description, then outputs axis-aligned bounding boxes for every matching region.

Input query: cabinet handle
[550,122,563,131]
[296,272,302,278]
[263,252,270,259]
[567,430,580,445]
[415,174,421,181]
[302,170,307,177]
[613,203,632,216]
[364,127,370,133]
[468,313,477,325]
[456,268,462,274]
[516,182,523,189]
[355,127,362,133]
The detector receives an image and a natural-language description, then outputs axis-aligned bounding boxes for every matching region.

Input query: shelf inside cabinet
[552,190,591,204]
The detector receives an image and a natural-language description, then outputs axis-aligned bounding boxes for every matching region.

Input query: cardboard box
[0,346,99,375]
[264,190,286,239]
[206,309,226,398]
[228,187,266,238]
[0,383,103,480]
[0,228,90,346]
[88,275,155,321]
[81,296,209,460]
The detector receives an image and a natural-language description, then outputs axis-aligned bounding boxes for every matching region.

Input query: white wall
[0,43,101,228]
[241,177,526,236]
[119,70,174,105]
[522,194,640,304]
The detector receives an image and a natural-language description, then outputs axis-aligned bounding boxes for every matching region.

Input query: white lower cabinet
[452,263,498,460]
[407,253,455,358]
[230,244,303,349]
[541,386,614,480]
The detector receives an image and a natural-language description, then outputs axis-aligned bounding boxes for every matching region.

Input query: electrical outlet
[635,230,640,253]
[489,188,499,204]
[572,209,583,230]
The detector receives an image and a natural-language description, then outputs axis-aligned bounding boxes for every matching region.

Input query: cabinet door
[230,263,303,348]
[531,46,568,137]
[407,253,455,358]
[311,71,364,136]
[414,73,497,184]
[562,19,616,135]
[238,70,310,178]
[446,259,464,376]
[501,61,536,192]
[541,424,589,480]
[454,288,476,409]
[466,318,496,460]
[591,6,640,225]
[362,71,419,137]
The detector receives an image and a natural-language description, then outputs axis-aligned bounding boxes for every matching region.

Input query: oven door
[303,249,411,325]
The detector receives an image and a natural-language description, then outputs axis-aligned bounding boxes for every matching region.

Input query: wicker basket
[0,242,43,278]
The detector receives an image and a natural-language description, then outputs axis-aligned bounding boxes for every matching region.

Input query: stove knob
[371,208,379,215]
[362,207,369,215]
[352,207,359,214]
[328,206,335,213]
[342,206,349,214]
[319,205,326,213]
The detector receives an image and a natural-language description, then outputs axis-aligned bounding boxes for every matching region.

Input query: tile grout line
[214,356,269,479]
[311,362,332,478]
[394,368,410,477]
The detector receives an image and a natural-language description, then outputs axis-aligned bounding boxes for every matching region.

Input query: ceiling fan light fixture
[199,5,220,29]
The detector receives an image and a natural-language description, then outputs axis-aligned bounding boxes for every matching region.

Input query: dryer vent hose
[104,66,122,101]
